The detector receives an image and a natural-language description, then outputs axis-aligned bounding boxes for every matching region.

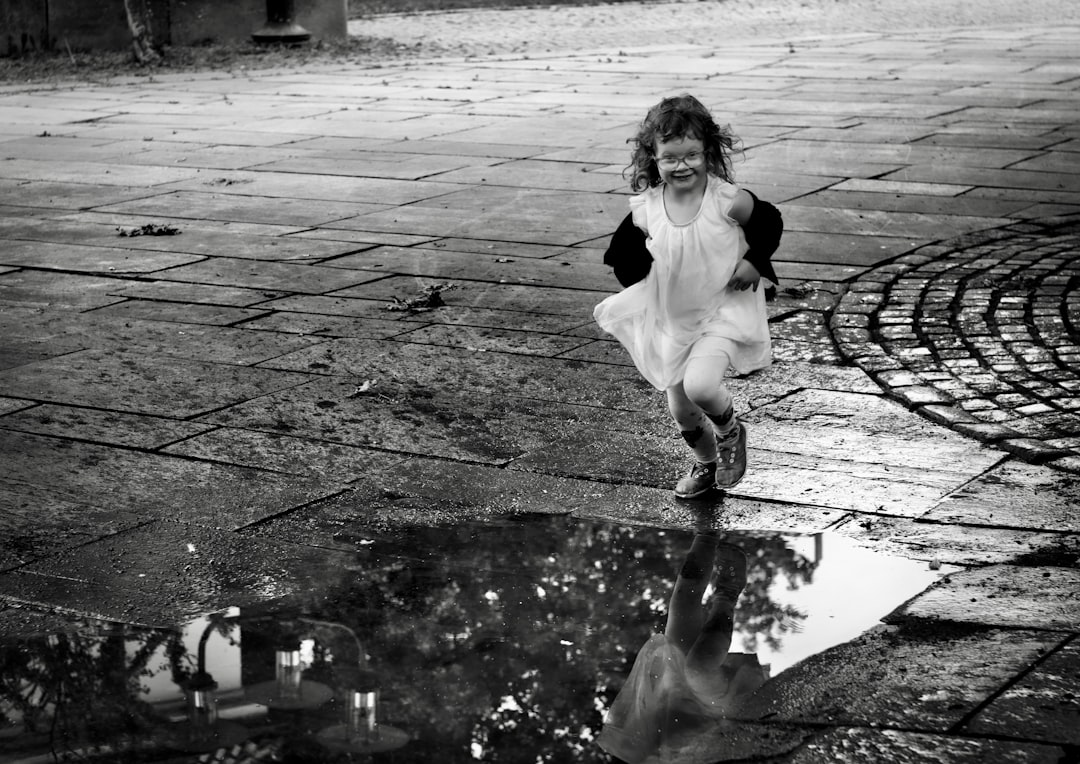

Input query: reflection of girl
[599,534,767,763]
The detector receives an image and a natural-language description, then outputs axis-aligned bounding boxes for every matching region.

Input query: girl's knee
[683,376,729,412]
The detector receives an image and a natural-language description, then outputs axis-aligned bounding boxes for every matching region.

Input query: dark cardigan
[602,190,782,290]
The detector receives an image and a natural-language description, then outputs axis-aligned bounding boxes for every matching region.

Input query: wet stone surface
[923,459,1080,532]
[0,430,342,531]
[830,218,1080,469]
[888,564,1080,631]
[963,639,1080,746]
[0,347,315,418]
[742,622,1066,732]
[785,728,1065,764]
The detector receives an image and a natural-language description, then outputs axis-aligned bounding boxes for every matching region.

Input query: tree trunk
[123,0,161,65]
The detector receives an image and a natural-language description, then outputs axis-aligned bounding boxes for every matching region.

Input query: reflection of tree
[280,519,818,762]
[736,536,816,654]
[0,620,177,761]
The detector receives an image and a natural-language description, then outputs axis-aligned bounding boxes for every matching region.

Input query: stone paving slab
[0,489,146,572]
[252,337,654,410]
[104,279,288,307]
[964,640,1080,746]
[0,240,202,273]
[0,215,370,261]
[781,204,1014,240]
[152,256,385,294]
[0,348,313,417]
[783,728,1064,764]
[161,169,473,206]
[0,520,357,625]
[92,190,388,227]
[890,565,1080,631]
[321,245,616,291]
[0,179,166,210]
[742,623,1067,732]
[0,271,128,311]
[239,310,407,339]
[743,389,1004,476]
[163,427,407,481]
[832,514,1080,567]
[249,152,499,182]
[792,189,1032,218]
[195,375,650,465]
[0,158,203,187]
[329,187,631,245]
[511,426,972,517]
[91,300,270,326]
[0,430,340,529]
[396,323,591,356]
[1,404,212,450]
[1,309,322,366]
[333,276,609,317]
[241,458,843,548]
[922,460,1080,532]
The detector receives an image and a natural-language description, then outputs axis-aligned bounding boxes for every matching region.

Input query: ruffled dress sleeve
[629,192,649,234]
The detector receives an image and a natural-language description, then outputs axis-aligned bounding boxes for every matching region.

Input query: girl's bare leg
[666,382,717,464]
[686,543,747,681]
[665,533,720,653]
[682,351,738,442]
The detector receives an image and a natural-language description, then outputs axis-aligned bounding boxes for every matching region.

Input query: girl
[598,534,767,762]
[594,94,782,498]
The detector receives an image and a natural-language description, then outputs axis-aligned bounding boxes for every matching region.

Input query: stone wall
[0,0,348,56]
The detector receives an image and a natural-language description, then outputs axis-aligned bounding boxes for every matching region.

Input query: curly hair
[625,94,740,191]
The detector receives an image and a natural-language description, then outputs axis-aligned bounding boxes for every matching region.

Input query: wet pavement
[1,13,1080,764]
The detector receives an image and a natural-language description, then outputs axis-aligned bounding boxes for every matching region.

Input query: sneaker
[713,542,748,601]
[675,461,717,499]
[715,422,747,490]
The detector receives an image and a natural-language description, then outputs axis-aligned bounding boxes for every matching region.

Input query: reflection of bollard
[252,0,312,44]
[184,671,219,745]
[347,688,380,743]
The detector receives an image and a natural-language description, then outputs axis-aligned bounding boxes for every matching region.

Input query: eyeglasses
[655,151,706,170]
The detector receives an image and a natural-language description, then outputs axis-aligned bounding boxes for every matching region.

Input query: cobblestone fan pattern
[831,217,1080,469]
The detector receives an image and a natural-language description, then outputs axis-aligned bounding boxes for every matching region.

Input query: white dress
[597,633,768,764]
[593,177,771,391]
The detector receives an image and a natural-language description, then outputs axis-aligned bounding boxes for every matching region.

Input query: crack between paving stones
[944,632,1079,738]
[235,487,353,534]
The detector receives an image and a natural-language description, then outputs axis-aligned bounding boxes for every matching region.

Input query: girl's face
[654,133,707,194]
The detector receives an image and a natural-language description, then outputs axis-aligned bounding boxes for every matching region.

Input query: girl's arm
[729,189,782,291]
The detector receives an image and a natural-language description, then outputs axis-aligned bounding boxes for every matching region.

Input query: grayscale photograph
[1,0,1078,761]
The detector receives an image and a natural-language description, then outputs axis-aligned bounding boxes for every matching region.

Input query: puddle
[0,515,947,763]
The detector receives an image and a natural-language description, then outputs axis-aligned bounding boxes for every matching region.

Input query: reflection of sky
[739,534,951,675]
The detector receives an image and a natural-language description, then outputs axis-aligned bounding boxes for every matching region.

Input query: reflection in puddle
[0,516,944,763]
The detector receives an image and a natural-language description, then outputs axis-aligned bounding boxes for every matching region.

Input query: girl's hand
[729,259,761,291]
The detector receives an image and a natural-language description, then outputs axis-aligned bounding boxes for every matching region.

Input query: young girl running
[594,94,783,498]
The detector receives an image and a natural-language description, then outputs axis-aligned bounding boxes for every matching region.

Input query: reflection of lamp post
[252,0,311,44]
[184,669,218,745]
[167,621,248,752]
[244,642,334,711]
[302,619,409,754]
